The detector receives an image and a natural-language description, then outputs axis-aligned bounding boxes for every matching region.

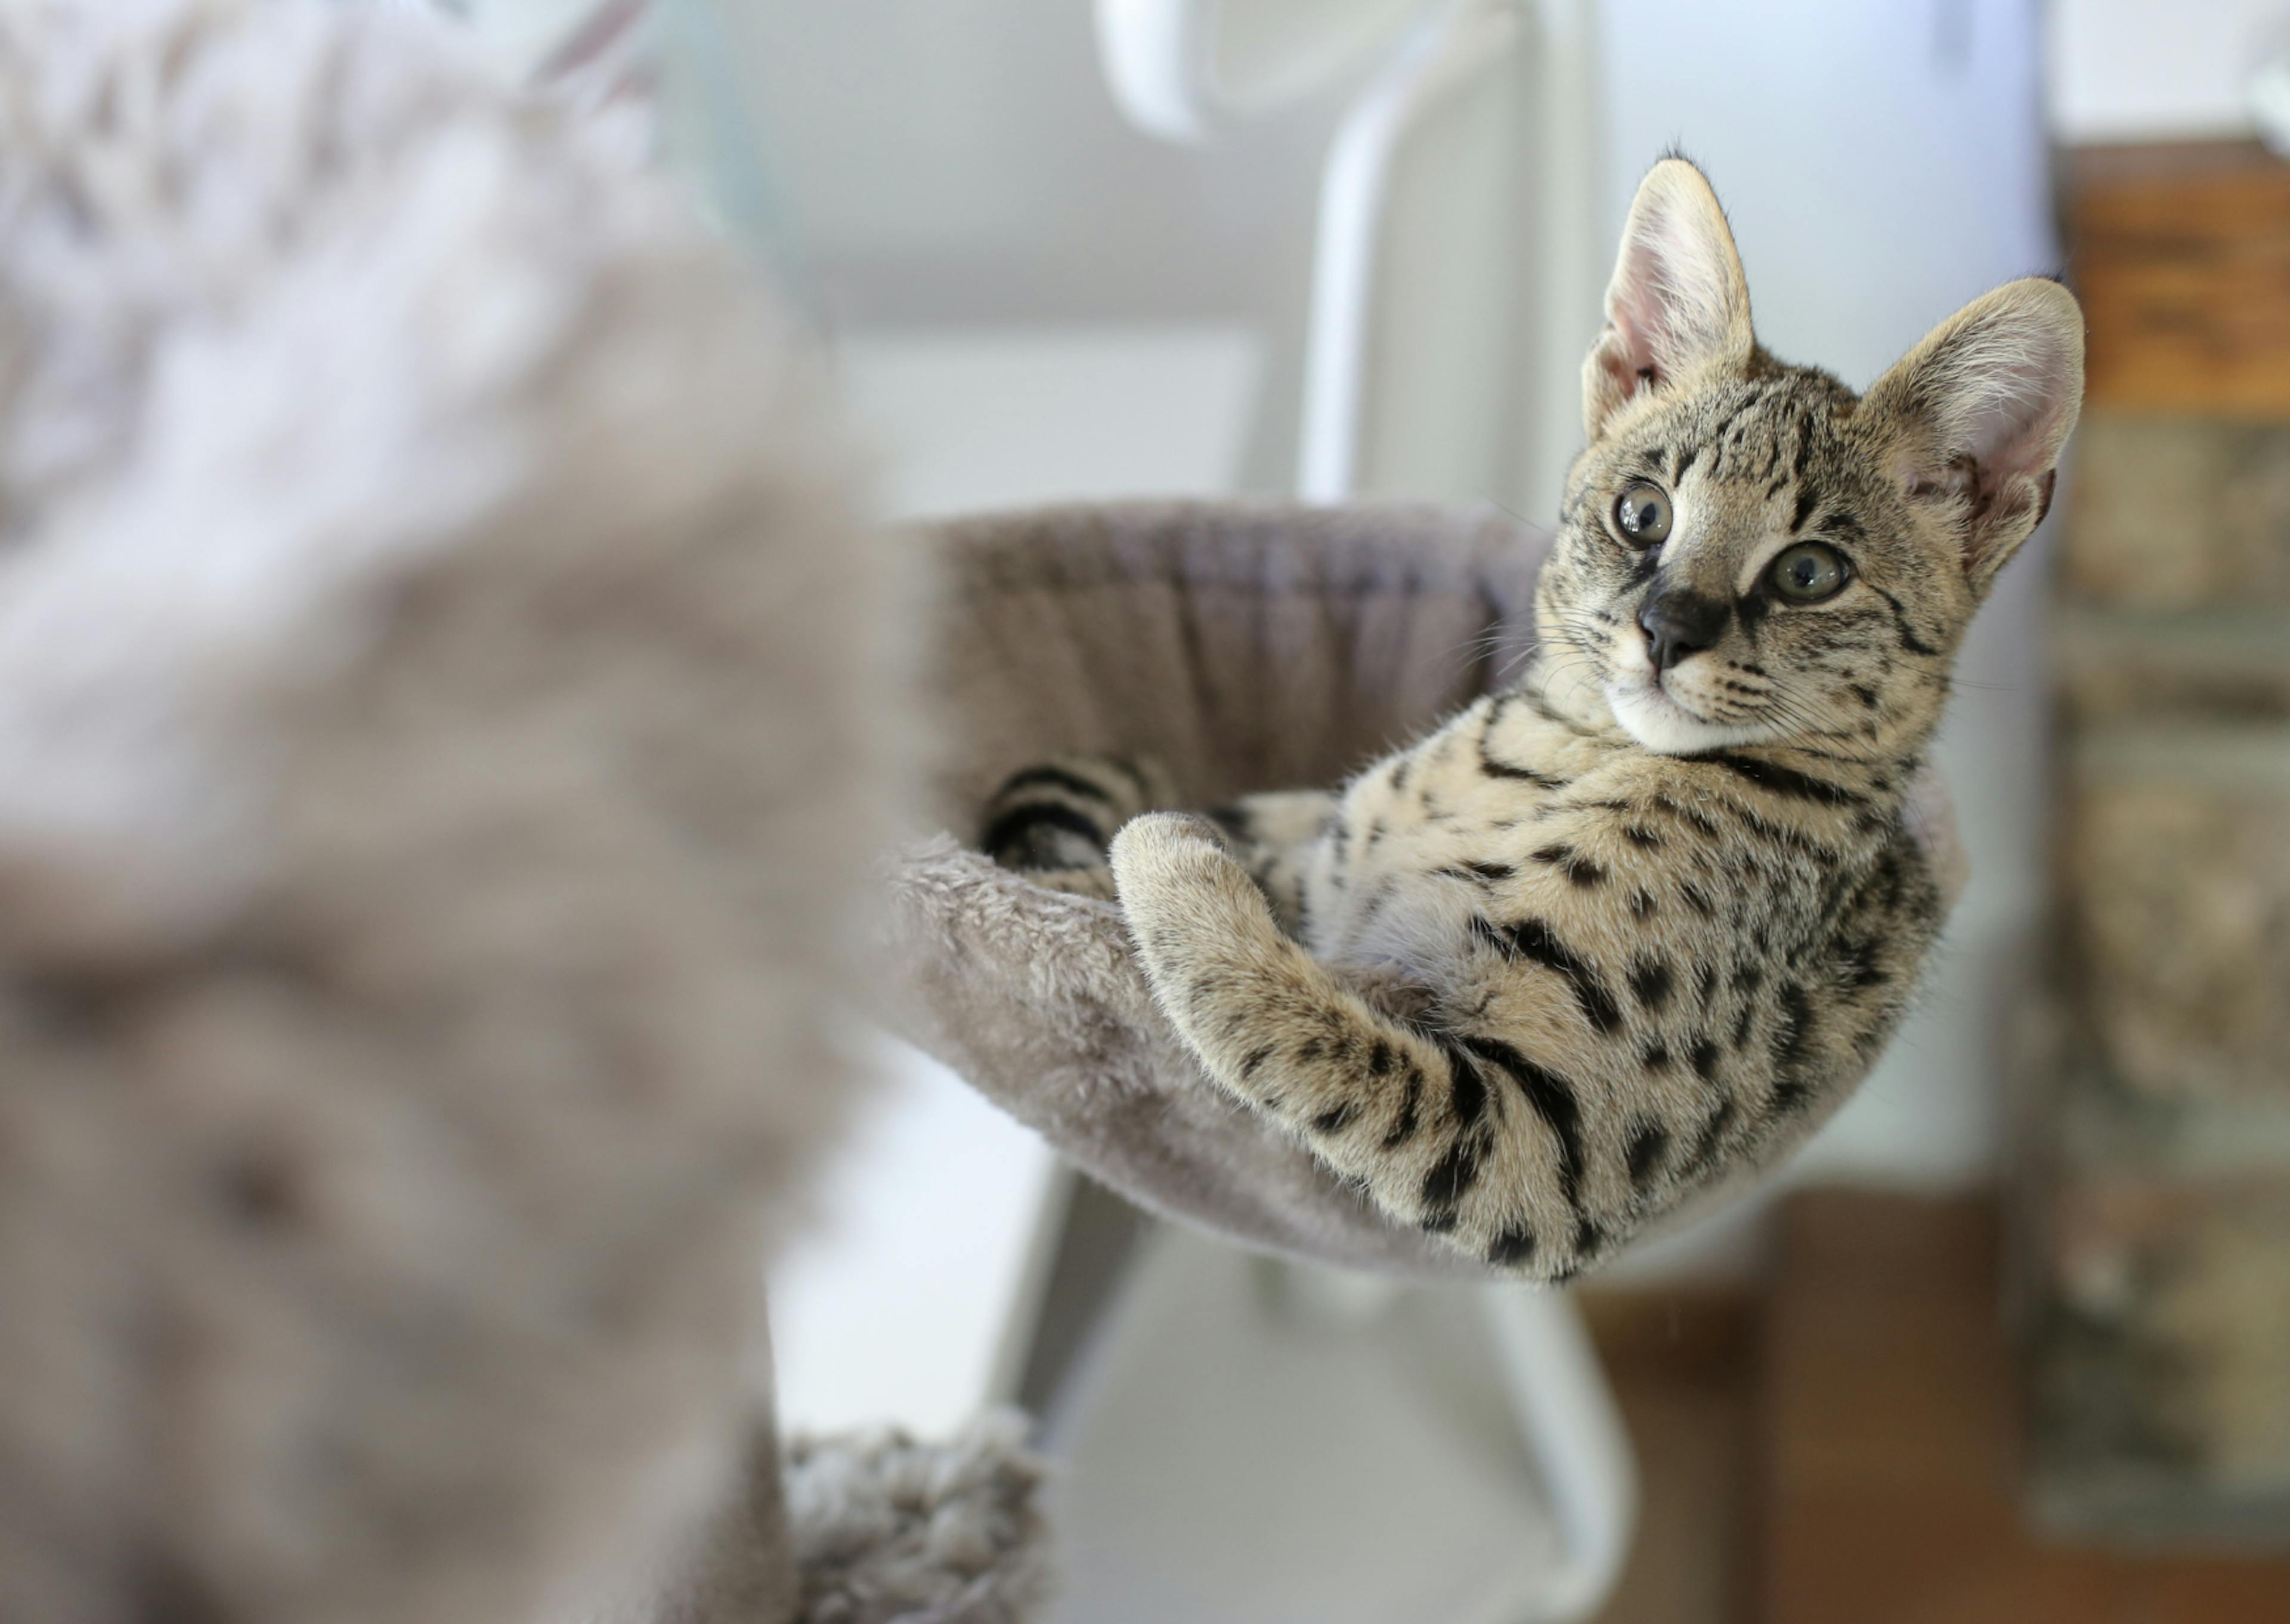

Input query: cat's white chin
[1605,681,1772,755]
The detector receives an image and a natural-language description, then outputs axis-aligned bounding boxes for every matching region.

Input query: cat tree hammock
[882,498,1970,1279]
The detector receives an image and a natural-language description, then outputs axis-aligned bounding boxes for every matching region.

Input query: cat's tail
[980,755,1168,869]
[979,755,1172,900]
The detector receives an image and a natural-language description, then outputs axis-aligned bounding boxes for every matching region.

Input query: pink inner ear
[1601,302,1663,398]
[1961,383,2068,483]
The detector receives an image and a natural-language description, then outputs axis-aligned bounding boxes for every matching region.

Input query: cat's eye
[1769,541,1849,603]
[1614,483,1672,546]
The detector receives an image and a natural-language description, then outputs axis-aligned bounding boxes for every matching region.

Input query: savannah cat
[980,159,2082,1280]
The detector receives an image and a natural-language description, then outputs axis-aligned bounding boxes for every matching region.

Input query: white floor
[1042,1226,1573,1624]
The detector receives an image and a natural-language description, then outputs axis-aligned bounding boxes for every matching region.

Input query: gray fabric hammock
[882,499,1964,1279]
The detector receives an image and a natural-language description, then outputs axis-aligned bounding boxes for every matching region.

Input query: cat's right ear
[1582,157,1756,441]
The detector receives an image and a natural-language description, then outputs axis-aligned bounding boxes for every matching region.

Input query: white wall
[2048,0,2289,142]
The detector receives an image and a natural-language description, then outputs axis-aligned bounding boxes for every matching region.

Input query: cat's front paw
[1108,811,1272,959]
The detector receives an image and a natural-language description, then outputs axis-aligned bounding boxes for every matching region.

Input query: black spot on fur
[1487,1226,1539,1267]
[1836,938,1888,992]
[1681,1099,1735,1178]
[1689,1037,1721,1082]
[1421,1132,1487,1213]
[1311,1102,1360,1136]
[1629,955,1675,1012]
[1621,825,1664,850]
[1383,1065,1425,1148]
[1534,843,1607,888]
[1239,1045,1276,1080]
[1771,981,1814,1076]
[1640,1040,1673,1073]
[1369,1040,1394,1077]
[1626,1120,1670,1188]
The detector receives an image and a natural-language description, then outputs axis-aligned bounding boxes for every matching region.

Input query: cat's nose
[1637,588,1730,671]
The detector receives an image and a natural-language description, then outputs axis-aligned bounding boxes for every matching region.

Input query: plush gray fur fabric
[0,5,933,1623]
[784,1413,1050,1624]
[886,501,1543,1276]
[883,500,1967,1276]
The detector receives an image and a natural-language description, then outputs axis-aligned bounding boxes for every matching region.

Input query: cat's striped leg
[1110,812,1588,1278]
[978,755,1168,900]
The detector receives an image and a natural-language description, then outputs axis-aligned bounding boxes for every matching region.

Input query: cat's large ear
[1863,278,2084,594]
[1582,158,1755,441]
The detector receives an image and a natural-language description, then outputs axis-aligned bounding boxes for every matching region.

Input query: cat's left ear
[1864,278,2085,594]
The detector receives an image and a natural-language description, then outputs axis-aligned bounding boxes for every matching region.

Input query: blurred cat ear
[1582,158,1756,441]
[1864,278,2085,593]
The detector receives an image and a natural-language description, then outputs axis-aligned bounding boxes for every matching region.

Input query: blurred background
[466,2,2288,1619]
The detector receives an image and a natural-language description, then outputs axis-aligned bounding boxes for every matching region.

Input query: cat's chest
[1305,699,1594,965]
[1345,697,1601,844]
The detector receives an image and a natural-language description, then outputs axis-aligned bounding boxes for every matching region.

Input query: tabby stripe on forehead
[1472,916,1623,1034]
[1458,1033,1586,1217]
